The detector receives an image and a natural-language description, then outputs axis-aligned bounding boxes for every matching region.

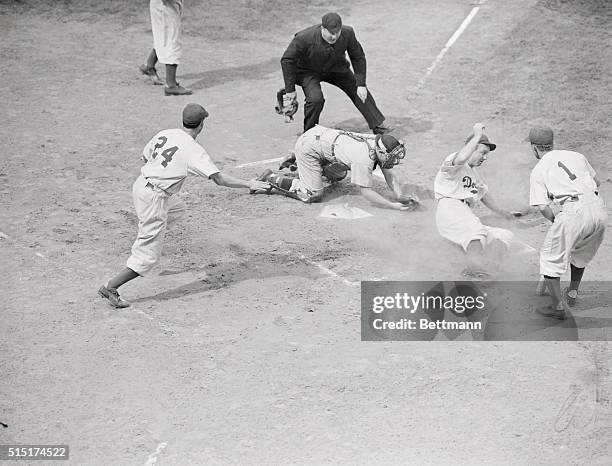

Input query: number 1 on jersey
[558,161,577,180]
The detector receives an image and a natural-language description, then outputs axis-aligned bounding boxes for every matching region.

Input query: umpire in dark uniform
[281,12,392,134]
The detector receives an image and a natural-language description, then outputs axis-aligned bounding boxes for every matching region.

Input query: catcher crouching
[252,124,418,210]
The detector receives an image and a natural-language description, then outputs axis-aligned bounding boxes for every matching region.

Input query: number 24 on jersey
[151,136,178,167]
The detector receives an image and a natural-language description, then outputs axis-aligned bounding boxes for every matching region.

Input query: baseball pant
[287,126,331,201]
[436,198,514,252]
[539,192,607,277]
[297,71,385,132]
[126,175,186,276]
[150,0,183,64]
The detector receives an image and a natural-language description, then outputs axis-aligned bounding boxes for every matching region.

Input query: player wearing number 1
[528,125,607,319]
[98,103,270,308]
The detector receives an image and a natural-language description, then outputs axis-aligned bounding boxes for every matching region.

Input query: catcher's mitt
[322,160,349,182]
[396,192,421,210]
[275,88,298,122]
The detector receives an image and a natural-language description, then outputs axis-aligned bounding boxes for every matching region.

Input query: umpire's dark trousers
[297,70,385,132]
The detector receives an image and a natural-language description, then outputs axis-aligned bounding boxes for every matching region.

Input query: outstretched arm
[210,172,269,191]
[360,186,411,211]
[381,168,403,198]
[481,193,514,219]
[453,122,485,166]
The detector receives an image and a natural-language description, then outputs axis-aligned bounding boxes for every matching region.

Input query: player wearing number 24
[98,104,270,308]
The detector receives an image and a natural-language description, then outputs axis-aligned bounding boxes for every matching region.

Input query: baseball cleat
[564,287,577,307]
[139,64,157,76]
[164,84,193,96]
[279,152,297,171]
[461,267,490,280]
[98,285,130,308]
[139,65,164,85]
[535,305,566,320]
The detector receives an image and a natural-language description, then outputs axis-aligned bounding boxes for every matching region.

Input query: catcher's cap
[183,103,209,128]
[322,12,342,32]
[377,134,401,153]
[525,125,554,145]
[465,133,496,151]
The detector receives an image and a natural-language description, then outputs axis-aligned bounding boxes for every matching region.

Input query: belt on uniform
[436,197,472,205]
[144,180,170,195]
[558,191,598,204]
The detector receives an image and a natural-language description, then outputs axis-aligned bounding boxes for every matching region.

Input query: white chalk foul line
[130,306,178,336]
[238,3,486,168]
[417,0,486,89]
[144,442,168,466]
[298,254,359,287]
[235,157,283,169]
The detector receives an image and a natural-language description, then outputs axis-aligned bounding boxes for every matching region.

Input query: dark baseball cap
[465,133,496,151]
[182,103,209,128]
[526,125,553,145]
[322,12,342,32]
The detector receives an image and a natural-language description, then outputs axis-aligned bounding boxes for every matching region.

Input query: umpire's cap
[322,12,342,32]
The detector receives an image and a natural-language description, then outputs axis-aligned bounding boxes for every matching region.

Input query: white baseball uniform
[150,0,184,65]
[290,125,377,199]
[434,152,514,251]
[530,149,606,277]
[126,128,220,276]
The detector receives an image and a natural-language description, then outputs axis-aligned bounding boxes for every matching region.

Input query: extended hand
[393,202,414,211]
[249,180,271,192]
[472,122,485,136]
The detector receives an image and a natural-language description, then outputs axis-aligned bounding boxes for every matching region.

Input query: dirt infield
[1,0,612,464]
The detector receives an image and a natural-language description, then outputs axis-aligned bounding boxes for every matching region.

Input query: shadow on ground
[180,58,279,90]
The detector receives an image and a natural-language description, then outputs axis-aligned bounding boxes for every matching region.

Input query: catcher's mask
[372,134,405,169]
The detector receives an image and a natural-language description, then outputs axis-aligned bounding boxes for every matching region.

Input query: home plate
[319,203,373,219]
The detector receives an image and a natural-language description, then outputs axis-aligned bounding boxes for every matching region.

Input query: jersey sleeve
[350,162,374,187]
[529,170,550,206]
[438,157,463,177]
[142,135,157,162]
[585,157,597,178]
[188,148,220,178]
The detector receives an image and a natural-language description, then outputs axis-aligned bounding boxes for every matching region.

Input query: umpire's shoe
[98,285,130,308]
[372,123,393,135]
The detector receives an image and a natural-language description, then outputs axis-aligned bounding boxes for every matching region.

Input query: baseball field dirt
[1,0,611,464]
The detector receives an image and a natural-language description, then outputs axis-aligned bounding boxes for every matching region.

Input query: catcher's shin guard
[268,175,314,203]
